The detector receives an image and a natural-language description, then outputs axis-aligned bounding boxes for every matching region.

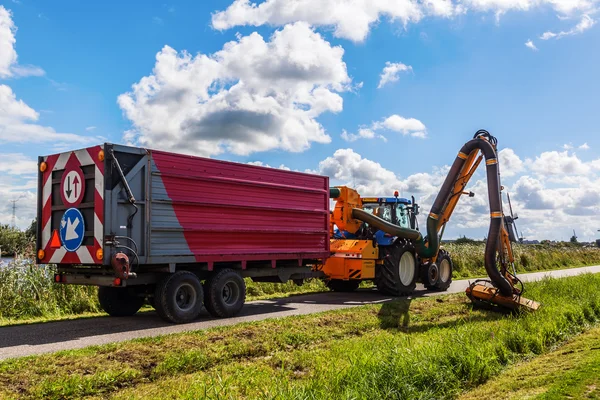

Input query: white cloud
[0,153,37,228]
[341,128,386,142]
[378,61,412,88]
[212,0,599,42]
[211,0,424,43]
[85,126,97,131]
[374,114,428,138]
[0,153,36,175]
[118,22,351,157]
[524,39,538,50]
[318,148,407,196]
[247,160,291,170]
[0,6,44,78]
[540,14,596,39]
[0,84,98,145]
[579,142,590,150]
[529,150,592,176]
[499,148,524,177]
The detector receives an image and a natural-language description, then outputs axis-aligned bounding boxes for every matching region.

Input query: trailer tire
[429,250,453,291]
[204,269,246,318]
[326,279,360,292]
[375,240,418,296]
[98,286,145,317]
[154,271,204,324]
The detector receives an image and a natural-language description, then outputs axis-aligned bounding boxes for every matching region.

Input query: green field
[1,274,599,399]
[1,242,599,326]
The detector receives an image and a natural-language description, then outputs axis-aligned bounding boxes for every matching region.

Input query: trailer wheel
[98,286,145,317]
[429,250,453,291]
[326,279,360,292]
[154,271,204,323]
[204,269,246,318]
[375,240,418,296]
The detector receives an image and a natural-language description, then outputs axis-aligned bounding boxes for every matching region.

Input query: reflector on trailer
[50,229,61,248]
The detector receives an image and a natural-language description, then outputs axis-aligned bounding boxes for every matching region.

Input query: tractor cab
[361,192,419,231]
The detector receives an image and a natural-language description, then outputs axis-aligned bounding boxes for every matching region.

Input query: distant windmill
[570,229,578,244]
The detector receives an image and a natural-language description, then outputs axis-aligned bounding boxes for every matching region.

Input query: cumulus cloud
[212,0,598,42]
[373,114,428,138]
[211,0,424,43]
[378,61,412,88]
[499,148,524,177]
[340,128,386,142]
[318,148,407,196]
[119,22,351,157]
[0,6,44,78]
[524,39,538,50]
[540,14,596,40]
[529,150,592,176]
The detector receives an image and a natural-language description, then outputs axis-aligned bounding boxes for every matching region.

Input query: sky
[0,0,599,242]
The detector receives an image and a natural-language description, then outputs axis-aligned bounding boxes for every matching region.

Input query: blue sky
[1,0,599,241]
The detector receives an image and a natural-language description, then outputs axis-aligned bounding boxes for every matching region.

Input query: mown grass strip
[1,274,600,399]
[461,326,600,399]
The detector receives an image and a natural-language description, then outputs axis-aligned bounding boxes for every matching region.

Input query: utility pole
[9,194,25,228]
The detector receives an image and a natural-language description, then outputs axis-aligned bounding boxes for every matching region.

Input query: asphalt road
[1,265,599,361]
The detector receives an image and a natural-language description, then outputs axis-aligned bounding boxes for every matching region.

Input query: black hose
[352,209,423,241]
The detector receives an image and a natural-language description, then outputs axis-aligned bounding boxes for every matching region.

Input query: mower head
[465,280,540,312]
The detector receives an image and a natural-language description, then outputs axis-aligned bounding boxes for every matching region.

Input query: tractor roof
[361,197,411,205]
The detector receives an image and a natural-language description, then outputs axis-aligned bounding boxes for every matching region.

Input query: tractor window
[395,204,410,229]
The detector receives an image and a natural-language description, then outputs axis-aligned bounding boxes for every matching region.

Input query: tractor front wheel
[375,240,418,296]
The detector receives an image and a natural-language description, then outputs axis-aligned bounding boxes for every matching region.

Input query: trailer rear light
[113,278,122,286]
[96,249,103,261]
[39,161,48,172]
[37,249,45,260]
[54,274,61,283]
[61,275,67,283]
[98,149,105,162]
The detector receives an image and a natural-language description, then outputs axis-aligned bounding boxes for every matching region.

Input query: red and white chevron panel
[39,146,104,264]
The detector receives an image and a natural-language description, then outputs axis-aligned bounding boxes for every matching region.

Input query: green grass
[461,326,600,399]
[1,274,600,399]
[1,242,599,326]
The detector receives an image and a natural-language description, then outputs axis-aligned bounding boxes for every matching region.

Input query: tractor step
[465,283,540,312]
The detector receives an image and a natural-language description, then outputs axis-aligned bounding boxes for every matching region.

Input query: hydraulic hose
[351,209,423,241]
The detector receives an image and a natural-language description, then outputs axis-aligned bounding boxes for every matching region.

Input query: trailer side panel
[150,150,330,263]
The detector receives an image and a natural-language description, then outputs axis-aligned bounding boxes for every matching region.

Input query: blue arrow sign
[59,208,85,252]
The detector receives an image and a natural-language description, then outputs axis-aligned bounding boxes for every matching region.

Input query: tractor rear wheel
[204,269,246,318]
[98,286,145,317]
[327,279,360,292]
[154,271,204,323]
[375,240,418,296]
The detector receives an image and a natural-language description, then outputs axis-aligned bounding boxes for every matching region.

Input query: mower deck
[466,283,540,312]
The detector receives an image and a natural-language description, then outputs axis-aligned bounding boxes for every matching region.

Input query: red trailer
[37,144,330,323]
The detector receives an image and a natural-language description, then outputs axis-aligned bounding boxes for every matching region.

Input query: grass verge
[461,326,600,399]
[0,274,599,399]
